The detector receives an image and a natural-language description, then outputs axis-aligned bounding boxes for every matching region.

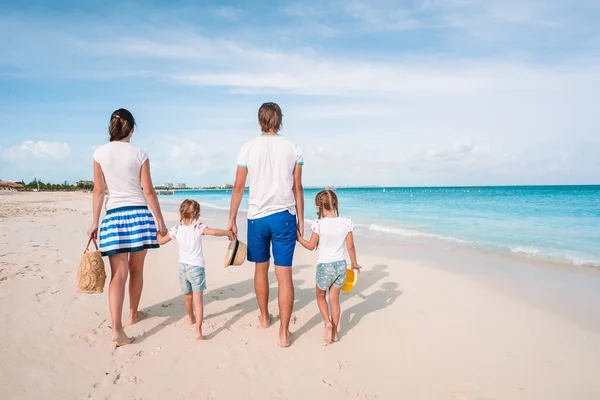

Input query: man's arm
[228,166,248,236]
[293,164,304,235]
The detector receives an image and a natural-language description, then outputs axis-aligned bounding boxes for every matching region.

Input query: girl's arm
[140,159,167,236]
[297,231,319,251]
[204,227,235,241]
[346,232,361,270]
[87,161,106,239]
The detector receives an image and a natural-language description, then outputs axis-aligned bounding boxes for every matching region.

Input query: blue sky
[1,0,599,187]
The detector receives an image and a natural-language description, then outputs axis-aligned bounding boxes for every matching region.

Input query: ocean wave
[366,224,465,243]
[509,246,540,256]
[509,245,600,267]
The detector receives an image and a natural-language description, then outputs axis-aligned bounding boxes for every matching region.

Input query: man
[228,102,304,347]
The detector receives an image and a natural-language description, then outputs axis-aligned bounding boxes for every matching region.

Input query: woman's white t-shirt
[168,221,207,267]
[311,217,354,264]
[93,142,149,211]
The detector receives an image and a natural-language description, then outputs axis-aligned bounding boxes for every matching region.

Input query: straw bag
[77,238,106,294]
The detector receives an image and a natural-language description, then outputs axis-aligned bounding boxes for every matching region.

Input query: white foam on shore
[366,223,466,243]
[509,246,541,256]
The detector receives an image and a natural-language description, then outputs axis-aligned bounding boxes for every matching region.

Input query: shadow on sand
[292,264,402,341]
[137,264,312,342]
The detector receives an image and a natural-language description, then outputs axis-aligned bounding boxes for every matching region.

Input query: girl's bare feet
[112,330,134,346]
[189,315,196,325]
[196,328,204,340]
[324,321,333,345]
[129,310,148,325]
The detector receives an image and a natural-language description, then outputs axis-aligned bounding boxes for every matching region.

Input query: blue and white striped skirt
[99,206,159,256]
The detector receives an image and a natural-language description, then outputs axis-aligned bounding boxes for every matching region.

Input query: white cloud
[2,141,71,161]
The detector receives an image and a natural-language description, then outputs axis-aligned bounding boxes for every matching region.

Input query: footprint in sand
[337,361,348,369]
[322,377,337,387]
[114,374,141,385]
[35,287,60,302]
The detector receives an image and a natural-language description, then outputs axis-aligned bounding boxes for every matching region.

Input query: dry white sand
[1,192,600,399]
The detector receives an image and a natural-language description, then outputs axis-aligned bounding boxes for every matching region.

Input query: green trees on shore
[18,178,94,192]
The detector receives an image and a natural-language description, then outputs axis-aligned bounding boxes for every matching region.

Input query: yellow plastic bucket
[341,268,359,292]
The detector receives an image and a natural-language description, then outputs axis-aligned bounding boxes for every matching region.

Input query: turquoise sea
[160,186,600,267]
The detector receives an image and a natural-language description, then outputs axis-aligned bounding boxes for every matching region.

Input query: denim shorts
[179,263,206,294]
[247,210,297,267]
[316,260,347,291]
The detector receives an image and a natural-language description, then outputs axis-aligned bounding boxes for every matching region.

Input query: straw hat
[224,239,247,267]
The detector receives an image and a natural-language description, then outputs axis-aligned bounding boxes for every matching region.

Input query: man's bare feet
[258,313,271,329]
[279,331,293,347]
[112,330,134,347]
[129,310,148,325]
[189,316,196,325]
[324,321,333,345]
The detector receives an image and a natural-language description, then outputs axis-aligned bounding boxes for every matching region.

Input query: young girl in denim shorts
[158,200,233,340]
[297,189,361,345]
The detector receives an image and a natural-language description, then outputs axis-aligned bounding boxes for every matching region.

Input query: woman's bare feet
[332,329,339,342]
[324,321,333,345]
[189,315,196,325]
[129,310,148,325]
[196,327,204,340]
[112,330,134,347]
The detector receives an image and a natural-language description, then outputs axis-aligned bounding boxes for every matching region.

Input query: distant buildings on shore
[0,180,24,191]
[154,183,234,190]
[159,182,187,189]
[74,180,93,187]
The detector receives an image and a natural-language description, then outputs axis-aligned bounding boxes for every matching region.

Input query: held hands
[227,219,238,239]
[226,230,235,241]
[157,221,168,237]
[296,221,304,237]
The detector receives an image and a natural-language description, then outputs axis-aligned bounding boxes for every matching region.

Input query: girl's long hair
[315,189,339,219]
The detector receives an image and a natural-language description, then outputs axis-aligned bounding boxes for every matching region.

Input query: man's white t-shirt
[236,135,303,220]
[93,142,148,211]
[311,217,355,264]
[168,221,207,267]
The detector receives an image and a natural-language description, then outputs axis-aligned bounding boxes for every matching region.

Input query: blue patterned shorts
[316,260,347,291]
[179,263,206,293]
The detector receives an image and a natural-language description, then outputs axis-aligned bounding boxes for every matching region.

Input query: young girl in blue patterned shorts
[297,189,361,345]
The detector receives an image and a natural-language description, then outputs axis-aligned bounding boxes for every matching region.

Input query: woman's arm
[297,231,318,251]
[87,161,106,239]
[204,227,235,241]
[140,159,167,236]
[227,166,248,237]
[293,164,304,235]
[346,232,361,270]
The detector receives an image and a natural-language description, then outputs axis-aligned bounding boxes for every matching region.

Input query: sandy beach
[1,192,600,400]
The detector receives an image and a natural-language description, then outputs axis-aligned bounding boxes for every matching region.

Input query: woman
[87,108,167,346]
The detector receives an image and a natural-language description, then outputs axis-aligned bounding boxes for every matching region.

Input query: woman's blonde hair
[315,189,339,219]
[179,199,200,223]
